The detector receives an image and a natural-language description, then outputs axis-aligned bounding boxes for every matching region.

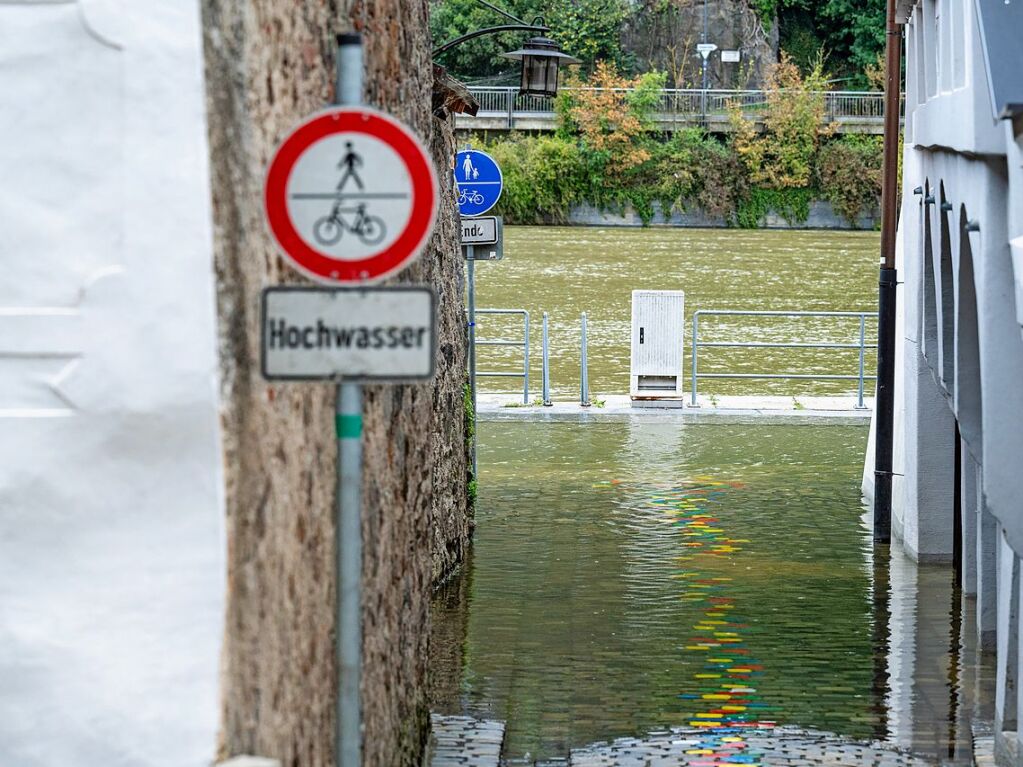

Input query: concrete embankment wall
[567,201,879,230]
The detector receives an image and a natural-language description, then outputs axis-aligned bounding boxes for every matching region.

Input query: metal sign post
[466,246,478,479]
[455,150,503,485]
[335,34,363,767]
[261,32,440,767]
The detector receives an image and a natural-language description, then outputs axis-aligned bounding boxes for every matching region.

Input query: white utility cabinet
[630,290,685,403]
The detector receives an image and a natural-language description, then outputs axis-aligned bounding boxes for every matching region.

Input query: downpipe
[873,267,897,543]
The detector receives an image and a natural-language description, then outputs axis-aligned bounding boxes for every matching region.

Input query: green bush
[488,135,589,224]
[815,135,883,226]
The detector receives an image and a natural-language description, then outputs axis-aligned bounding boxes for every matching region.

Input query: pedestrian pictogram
[265,106,439,284]
[337,141,364,191]
[454,149,503,217]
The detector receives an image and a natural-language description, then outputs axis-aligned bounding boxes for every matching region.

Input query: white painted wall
[0,2,225,765]
[872,0,1023,758]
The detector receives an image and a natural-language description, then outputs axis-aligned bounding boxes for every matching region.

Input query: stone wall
[621,0,777,89]
[203,2,470,765]
[567,201,879,230]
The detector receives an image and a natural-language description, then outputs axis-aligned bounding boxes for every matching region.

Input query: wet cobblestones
[429,717,936,767]
[566,726,933,767]
[430,714,505,767]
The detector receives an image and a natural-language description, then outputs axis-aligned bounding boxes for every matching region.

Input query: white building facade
[865,0,1023,761]
[0,2,226,765]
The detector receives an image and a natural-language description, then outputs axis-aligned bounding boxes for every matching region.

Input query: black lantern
[501,35,581,98]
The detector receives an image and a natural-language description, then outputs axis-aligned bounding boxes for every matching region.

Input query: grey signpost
[335,36,362,767]
[261,32,439,767]
[467,244,478,478]
[455,148,503,480]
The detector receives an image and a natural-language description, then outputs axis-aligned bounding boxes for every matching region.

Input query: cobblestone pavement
[430,714,505,767]
[431,717,940,767]
[562,726,933,767]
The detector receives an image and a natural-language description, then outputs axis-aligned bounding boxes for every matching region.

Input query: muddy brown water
[471,227,880,400]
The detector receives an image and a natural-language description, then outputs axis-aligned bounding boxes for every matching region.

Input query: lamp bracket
[433,23,550,58]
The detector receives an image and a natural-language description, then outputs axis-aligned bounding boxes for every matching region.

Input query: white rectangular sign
[461,216,499,245]
[261,287,436,381]
[721,49,741,63]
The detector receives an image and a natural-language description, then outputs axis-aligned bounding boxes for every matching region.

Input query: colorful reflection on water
[599,477,771,765]
[430,419,991,763]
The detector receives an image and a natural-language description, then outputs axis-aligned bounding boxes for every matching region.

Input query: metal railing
[690,310,877,408]
[580,312,590,407]
[476,309,530,404]
[465,86,891,124]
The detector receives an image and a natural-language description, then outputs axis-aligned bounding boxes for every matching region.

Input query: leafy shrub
[488,134,589,224]
[558,63,665,177]
[731,53,832,190]
[816,135,883,226]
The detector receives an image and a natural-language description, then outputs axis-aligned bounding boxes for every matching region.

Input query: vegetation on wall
[479,60,882,228]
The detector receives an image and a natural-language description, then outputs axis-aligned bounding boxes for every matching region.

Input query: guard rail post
[690,312,700,407]
[522,312,531,405]
[857,314,867,409]
[542,311,552,406]
[580,312,590,407]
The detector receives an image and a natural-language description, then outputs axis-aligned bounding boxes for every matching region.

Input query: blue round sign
[454,149,503,217]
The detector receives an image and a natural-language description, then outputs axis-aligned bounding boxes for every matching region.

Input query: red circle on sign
[264,107,439,284]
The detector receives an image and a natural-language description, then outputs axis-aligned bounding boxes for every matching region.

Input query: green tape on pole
[336,414,363,439]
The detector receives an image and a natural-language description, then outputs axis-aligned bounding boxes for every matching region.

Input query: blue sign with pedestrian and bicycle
[454,149,503,217]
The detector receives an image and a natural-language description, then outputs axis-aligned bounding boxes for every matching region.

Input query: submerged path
[430,465,938,765]
[567,726,931,767]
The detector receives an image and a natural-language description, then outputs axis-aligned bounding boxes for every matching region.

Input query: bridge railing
[464,86,889,123]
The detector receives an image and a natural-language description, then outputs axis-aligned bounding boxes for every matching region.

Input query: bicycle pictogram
[313,202,386,246]
[458,188,485,206]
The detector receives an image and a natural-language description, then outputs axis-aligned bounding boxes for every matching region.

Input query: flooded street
[431,419,992,763]
[473,227,879,399]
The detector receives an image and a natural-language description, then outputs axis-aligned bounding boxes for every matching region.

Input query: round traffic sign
[265,106,439,284]
[454,149,503,217]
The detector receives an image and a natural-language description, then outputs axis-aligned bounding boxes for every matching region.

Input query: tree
[558,62,665,176]
[430,0,627,80]
[731,53,832,189]
[822,0,886,83]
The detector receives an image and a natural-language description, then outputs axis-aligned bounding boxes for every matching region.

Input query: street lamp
[500,34,580,98]
[432,0,579,99]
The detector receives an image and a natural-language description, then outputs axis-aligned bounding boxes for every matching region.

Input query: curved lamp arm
[432,23,549,58]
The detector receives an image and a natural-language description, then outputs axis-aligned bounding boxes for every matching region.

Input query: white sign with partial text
[461,216,499,245]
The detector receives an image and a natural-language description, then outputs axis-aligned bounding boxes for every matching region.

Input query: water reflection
[884,545,995,763]
[430,420,993,763]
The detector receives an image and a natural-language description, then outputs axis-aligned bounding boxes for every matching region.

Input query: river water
[473,227,880,399]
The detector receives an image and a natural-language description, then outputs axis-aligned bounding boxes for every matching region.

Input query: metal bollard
[690,313,700,407]
[522,312,531,405]
[857,314,867,409]
[580,312,590,407]
[542,312,552,407]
